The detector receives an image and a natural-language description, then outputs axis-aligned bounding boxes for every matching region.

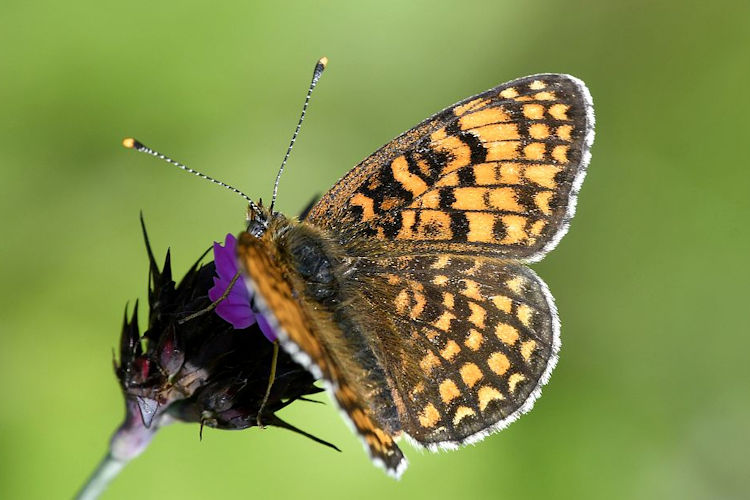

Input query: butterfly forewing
[238,233,329,376]
[306,74,594,262]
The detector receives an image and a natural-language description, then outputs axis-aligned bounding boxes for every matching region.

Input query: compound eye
[247,220,266,238]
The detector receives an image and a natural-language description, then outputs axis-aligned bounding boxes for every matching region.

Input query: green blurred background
[1,1,748,498]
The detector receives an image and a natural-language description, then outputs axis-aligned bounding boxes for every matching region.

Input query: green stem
[74,453,127,500]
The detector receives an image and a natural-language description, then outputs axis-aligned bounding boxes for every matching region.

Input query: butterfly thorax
[269,215,342,304]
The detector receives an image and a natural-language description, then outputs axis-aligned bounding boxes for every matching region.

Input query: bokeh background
[2,1,748,499]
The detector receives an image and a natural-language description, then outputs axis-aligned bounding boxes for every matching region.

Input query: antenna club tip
[123,137,146,150]
[318,56,328,68]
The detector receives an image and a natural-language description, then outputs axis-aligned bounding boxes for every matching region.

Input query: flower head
[112,217,336,451]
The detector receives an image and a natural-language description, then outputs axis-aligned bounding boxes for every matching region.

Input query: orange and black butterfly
[127,60,594,477]
[238,66,594,476]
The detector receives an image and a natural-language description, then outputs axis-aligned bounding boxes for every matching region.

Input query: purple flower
[208,233,277,342]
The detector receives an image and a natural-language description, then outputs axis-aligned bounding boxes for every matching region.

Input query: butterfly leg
[178,272,241,325]
[257,340,279,428]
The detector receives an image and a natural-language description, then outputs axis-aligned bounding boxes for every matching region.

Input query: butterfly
[235,70,594,477]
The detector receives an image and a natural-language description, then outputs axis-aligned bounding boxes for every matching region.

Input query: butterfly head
[246,200,271,237]
[245,198,297,239]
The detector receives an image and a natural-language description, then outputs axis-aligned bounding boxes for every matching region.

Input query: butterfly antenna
[122,137,263,219]
[269,56,328,213]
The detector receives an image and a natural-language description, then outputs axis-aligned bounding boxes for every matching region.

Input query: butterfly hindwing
[306,74,594,262]
[353,254,558,447]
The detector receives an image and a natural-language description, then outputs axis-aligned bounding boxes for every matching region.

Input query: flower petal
[213,234,239,280]
[209,234,255,330]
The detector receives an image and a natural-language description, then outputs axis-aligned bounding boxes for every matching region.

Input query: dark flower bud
[113,216,335,443]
